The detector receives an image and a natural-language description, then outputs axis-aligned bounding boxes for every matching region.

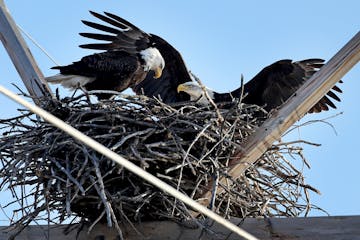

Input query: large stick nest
[0,92,320,236]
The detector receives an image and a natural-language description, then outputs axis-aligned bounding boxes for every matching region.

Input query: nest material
[0,92,320,235]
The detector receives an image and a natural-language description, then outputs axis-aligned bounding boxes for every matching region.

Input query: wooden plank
[1,216,360,240]
[198,31,360,206]
[0,0,52,105]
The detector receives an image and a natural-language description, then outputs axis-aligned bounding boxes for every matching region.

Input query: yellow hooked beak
[154,67,163,79]
[177,84,189,93]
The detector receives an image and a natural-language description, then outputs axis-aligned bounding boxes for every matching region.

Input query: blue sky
[0,1,359,222]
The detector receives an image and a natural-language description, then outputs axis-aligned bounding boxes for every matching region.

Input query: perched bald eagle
[45,11,165,98]
[177,59,342,113]
[70,11,193,103]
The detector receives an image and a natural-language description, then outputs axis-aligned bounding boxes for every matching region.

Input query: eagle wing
[52,52,137,76]
[243,59,342,113]
[79,11,151,53]
[51,51,140,93]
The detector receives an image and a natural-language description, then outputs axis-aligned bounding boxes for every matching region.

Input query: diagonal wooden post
[0,0,52,105]
[198,31,360,207]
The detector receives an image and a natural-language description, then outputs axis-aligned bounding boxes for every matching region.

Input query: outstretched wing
[133,34,192,103]
[79,11,151,53]
[243,59,342,113]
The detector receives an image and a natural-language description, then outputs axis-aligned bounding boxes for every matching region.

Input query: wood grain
[1,216,360,240]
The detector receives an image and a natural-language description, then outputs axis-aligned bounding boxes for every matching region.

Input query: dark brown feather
[104,12,142,31]
[79,43,114,50]
[81,20,120,35]
[326,90,341,102]
[79,33,117,42]
[90,11,129,30]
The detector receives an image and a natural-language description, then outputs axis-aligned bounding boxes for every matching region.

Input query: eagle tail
[45,74,94,89]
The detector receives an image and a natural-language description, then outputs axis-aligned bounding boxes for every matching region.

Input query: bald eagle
[71,11,193,103]
[45,11,165,98]
[177,59,342,113]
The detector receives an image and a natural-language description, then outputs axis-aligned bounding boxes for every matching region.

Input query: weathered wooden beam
[0,0,52,105]
[198,31,360,206]
[1,215,360,240]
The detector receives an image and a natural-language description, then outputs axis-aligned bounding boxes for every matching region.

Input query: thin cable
[17,24,60,66]
[0,85,259,240]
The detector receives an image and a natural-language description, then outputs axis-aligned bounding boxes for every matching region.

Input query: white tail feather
[45,74,95,89]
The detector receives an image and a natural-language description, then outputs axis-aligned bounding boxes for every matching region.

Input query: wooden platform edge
[1,215,360,240]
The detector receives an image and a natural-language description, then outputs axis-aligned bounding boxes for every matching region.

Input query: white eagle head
[140,47,165,79]
[177,82,215,105]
